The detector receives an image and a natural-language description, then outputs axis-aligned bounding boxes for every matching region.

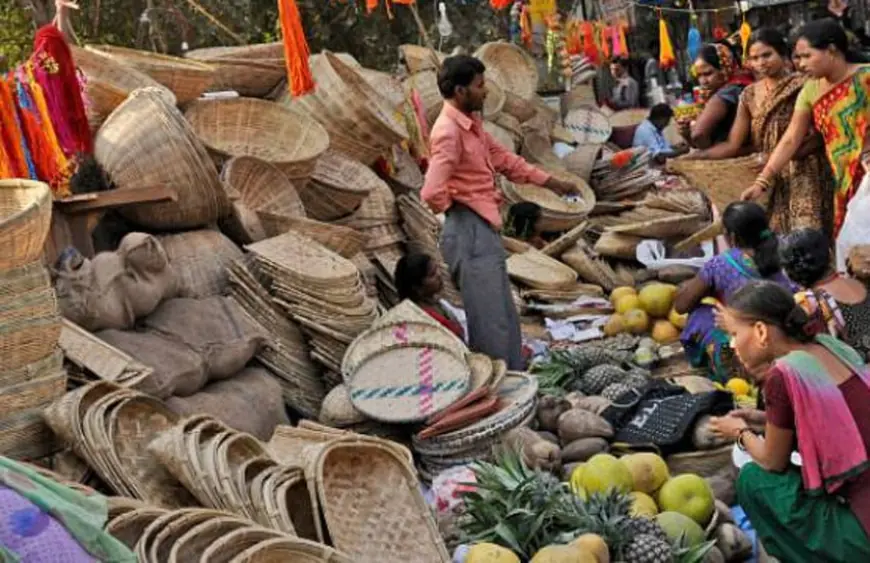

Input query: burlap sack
[96,329,208,398]
[116,232,177,317]
[54,250,135,331]
[158,230,243,298]
[165,367,289,440]
[144,296,266,381]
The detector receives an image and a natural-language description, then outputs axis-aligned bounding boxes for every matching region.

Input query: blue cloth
[632,119,672,156]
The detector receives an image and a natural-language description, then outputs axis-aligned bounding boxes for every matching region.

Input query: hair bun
[784,305,814,340]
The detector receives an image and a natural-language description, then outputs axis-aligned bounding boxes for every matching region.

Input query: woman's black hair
[722,201,780,278]
[780,228,832,288]
[69,154,112,195]
[506,202,541,239]
[394,252,433,301]
[437,55,486,99]
[697,41,740,69]
[798,18,866,63]
[611,57,630,68]
[729,280,814,343]
[747,27,790,58]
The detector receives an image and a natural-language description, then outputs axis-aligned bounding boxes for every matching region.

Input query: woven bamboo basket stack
[103,501,351,562]
[402,70,506,127]
[185,97,330,187]
[245,231,379,375]
[474,42,539,100]
[501,173,595,232]
[590,146,658,201]
[299,150,380,221]
[0,179,67,461]
[288,51,409,165]
[396,194,462,306]
[226,260,325,418]
[506,249,579,290]
[42,381,197,507]
[268,423,452,562]
[340,301,469,425]
[184,48,285,98]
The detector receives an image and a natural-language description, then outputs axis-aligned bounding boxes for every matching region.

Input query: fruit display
[456,451,754,563]
[601,285,685,347]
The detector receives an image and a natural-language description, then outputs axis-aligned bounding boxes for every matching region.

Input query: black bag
[602,382,734,455]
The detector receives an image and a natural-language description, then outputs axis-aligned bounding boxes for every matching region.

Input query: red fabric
[278,0,315,96]
[422,305,465,341]
[765,368,870,534]
[32,25,92,155]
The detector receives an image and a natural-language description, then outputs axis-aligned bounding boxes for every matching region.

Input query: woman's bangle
[754,176,772,193]
[737,428,755,451]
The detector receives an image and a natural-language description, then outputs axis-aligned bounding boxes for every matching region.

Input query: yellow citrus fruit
[610,286,637,306]
[726,378,750,396]
[603,314,626,336]
[624,309,650,334]
[615,294,642,314]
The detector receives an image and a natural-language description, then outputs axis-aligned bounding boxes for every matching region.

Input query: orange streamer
[278,0,315,96]
[659,17,675,69]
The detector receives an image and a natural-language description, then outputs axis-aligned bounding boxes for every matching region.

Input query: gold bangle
[737,428,754,451]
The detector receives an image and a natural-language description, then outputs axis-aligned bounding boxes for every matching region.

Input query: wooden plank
[55,186,177,214]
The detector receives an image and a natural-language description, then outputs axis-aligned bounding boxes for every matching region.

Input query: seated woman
[678,42,753,149]
[710,281,870,561]
[673,201,794,382]
[394,252,465,340]
[505,202,546,249]
[781,228,870,359]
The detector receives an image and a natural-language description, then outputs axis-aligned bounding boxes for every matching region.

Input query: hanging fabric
[491,0,512,11]
[278,0,315,96]
[739,15,752,60]
[520,5,532,49]
[617,20,629,58]
[598,22,610,61]
[712,11,728,41]
[658,13,676,70]
[687,13,702,62]
[610,24,623,58]
[580,21,598,65]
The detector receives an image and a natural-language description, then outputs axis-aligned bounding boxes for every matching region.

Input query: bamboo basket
[220,156,307,245]
[666,444,734,479]
[593,231,643,260]
[667,155,762,212]
[95,88,227,230]
[201,58,285,98]
[400,44,445,73]
[474,42,538,100]
[0,180,52,271]
[402,70,505,126]
[71,46,174,132]
[185,42,284,61]
[0,261,62,371]
[484,121,517,153]
[185,97,329,186]
[86,44,215,105]
[228,536,353,563]
[507,250,578,290]
[563,107,612,145]
[300,151,381,221]
[562,144,602,182]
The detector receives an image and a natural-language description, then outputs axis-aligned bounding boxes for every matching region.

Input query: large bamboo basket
[667,155,763,212]
[400,44,445,73]
[0,179,52,271]
[184,97,329,186]
[184,42,284,61]
[474,42,538,100]
[200,58,285,98]
[85,45,215,105]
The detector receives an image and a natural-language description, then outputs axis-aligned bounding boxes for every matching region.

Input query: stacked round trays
[413,372,538,481]
[341,301,470,424]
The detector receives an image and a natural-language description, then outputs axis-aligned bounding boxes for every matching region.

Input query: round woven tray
[0,180,52,272]
[474,42,538,100]
[228,536,353,563]
[168,515,254,563]
[563,107,612,145]
[400,44,445,73]
[319,384,368,427]
[667,155,762,212]
[106,506,170,549]
[593,231,643,260]
[301,150,382,220]
[349,343,470,423]
[562,144,602,182]
[466,353,494,391]
[200,525,287,563]
[95,87,227,230]
[313,440,450,562]
[506,251,578,290]
[185,97,329,186]
[86,44,215,105]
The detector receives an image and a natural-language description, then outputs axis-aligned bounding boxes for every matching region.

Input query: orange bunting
[278,0,315,96]
[580,21,598,65]
[658,17,675,70]
[490,0,511,10]
[618,21,628,57]
[520,5,532,48]
[598,23,610,60]
[612,149,632,169]
[740,18,752,59]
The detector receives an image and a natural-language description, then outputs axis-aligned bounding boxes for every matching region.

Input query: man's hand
[544,177,577,195]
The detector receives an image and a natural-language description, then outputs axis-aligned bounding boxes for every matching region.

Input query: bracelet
[737,428,754,451]
[754,176,772,193]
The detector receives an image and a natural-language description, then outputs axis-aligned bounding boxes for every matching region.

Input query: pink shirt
[420,103,551,229]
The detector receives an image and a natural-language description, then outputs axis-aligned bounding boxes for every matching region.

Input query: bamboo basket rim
[666,155,762,212]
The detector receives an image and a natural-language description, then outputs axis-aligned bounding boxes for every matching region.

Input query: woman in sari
[744,19,870,240]
[710,281,870,562]
[678,42,753,149]
[673,202,795,382]
[687,28,834,236]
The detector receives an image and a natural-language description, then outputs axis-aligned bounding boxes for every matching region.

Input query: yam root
[503,426,562,472]
[562,437,608,463]
[714,523,752,562]
[557,409,614,444]
[692,415,732,450]
[537,395,572,433]
[572,396,612,416]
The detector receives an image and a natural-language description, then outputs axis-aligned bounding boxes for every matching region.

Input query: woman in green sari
[743,19,870,240]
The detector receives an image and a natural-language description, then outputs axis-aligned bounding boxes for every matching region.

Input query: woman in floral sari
[688,28,834,237]
[744,19,870,240]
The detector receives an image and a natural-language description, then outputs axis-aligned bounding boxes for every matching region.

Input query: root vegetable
[538,431,560,445]
[564,392,587,409]
[538,395,572,433]
[572,396,612,416]
[702,546,725,563]
[714,500,734,525]
[558,409,613,444]
[714,523,752,562]
[562,438,608,463]
[503,427,562,472]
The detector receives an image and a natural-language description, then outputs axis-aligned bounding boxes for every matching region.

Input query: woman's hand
[676,119,692,140]
[545,177,577,195]
[729,408,767,432]
[741,180,767,201]
[709,415,749,439]
[753,153,768,173]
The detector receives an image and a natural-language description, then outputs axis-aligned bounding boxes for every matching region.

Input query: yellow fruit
[580,454,634,494]
[629,491,659,518]
[610,286,637,306]
[623,309,650,334]
[571,534,610,563]
[638,283,676,318]
[602,314,625,336]
[651,320,680,344]
[466,543,522,563]
[569,465,588,500]
[531,545,597,563]
[619,453,670,495]
[668,307,688,329]
[615,294,642,314]
[726,378,751,396]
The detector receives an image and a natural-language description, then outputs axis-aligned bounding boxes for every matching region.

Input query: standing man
[421,55,576,369]
[633,103,689,163]
[607,57,640,110]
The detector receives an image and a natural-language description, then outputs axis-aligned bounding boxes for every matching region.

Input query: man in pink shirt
[421,55,576,369]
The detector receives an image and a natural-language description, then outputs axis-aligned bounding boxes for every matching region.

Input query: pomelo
[657,474,715,525]
[579,454,633,494]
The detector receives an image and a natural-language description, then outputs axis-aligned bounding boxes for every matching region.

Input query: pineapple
[624,372,649,389]
[581,365,627,395]
[601,382,633,401]
[623,534,674,563]
[624,517,668,542]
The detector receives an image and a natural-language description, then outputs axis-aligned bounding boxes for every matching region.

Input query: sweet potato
[572,396,612,416]
[562,437,609,463]
[503,426,562,472]
[557,409,614,444]
[537,395,572,433]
